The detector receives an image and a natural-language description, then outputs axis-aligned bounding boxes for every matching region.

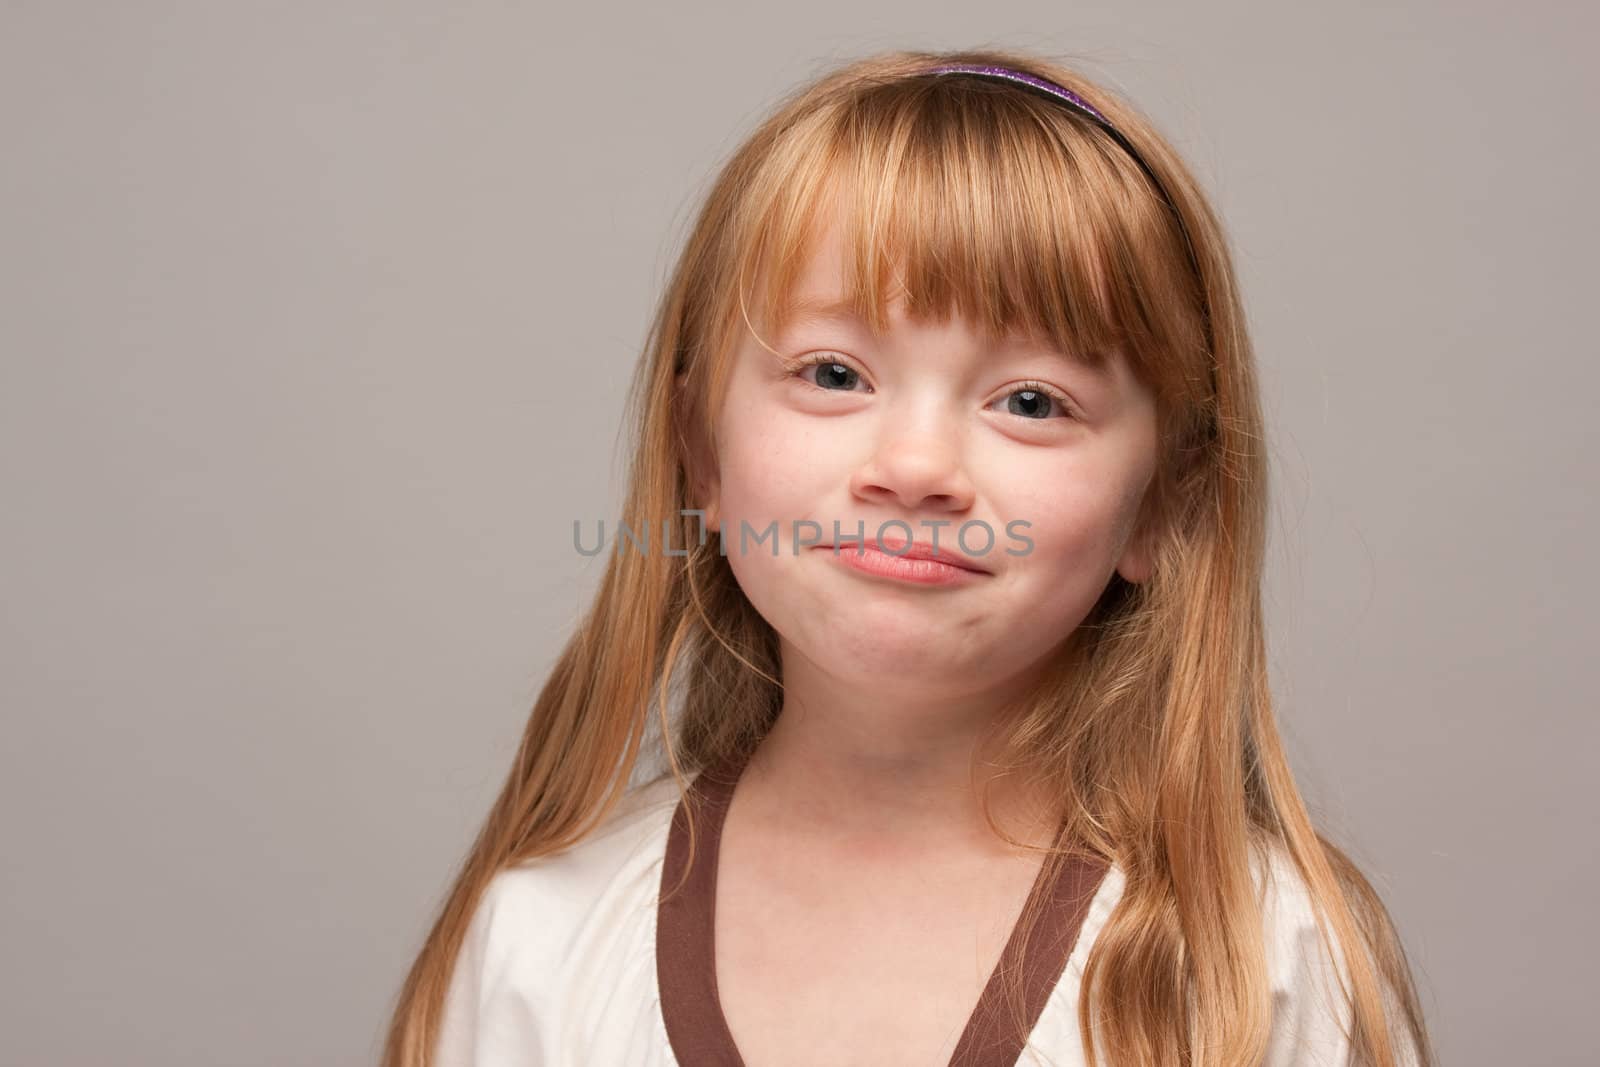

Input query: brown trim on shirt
[656,749,1111,1066]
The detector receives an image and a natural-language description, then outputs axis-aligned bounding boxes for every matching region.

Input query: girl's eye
[785,353,869,392]
[990,382,1077,421]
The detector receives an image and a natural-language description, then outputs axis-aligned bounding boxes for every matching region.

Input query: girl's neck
[735,690,1064,863]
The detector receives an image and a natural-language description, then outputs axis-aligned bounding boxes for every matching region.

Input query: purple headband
[926,63,1111,122]
[923,62,1212,358]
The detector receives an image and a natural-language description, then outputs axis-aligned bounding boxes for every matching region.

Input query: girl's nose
[848,426,976,514]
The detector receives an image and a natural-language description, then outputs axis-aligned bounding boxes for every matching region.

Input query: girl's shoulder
[1249,838,1348,983]
[1093,840,1345,993]
[435,774,686,1064]
[1248,838,1394,1066]
[1085,841,1407,1065]
[479,771,684,924]
[1251,838,1324,924]
[455,774,684,978]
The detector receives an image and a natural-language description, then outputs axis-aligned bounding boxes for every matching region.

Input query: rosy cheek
[1005,489,1115,562]
[993,473,1076,537]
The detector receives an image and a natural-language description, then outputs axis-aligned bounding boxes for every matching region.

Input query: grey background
[1,3,1593,1065]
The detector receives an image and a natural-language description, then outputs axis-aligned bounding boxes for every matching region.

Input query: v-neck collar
[655,750,1111,1066]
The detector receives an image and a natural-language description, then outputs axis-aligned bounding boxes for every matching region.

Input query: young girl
[382,48,1434,1067]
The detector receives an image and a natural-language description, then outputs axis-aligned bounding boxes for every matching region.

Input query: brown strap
[657,751,747,1065]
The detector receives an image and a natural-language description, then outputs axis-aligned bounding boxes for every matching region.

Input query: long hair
[380,47,1435,1067]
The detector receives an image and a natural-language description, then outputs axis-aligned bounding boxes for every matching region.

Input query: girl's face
[698,215,1162,704]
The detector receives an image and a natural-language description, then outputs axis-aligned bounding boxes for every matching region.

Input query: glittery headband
[923,63,1212,355]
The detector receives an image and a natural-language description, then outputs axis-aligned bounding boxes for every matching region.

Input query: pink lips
[812,539,992,586]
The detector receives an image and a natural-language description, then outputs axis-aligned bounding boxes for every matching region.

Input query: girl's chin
[786,633,989,680]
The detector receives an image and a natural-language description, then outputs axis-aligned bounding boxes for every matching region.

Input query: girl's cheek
[1011,494,1117,563]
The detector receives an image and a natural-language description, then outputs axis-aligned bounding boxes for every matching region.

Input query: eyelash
[782,352,1080,421]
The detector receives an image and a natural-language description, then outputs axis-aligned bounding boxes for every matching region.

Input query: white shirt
[434,772,1380,1066]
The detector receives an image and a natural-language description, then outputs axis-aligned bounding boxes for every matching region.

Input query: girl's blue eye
[784,356,870,395]
[996,384,1073,420]
[790,355,863,391]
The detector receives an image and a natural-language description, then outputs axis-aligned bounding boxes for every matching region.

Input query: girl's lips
[811,543,991,586]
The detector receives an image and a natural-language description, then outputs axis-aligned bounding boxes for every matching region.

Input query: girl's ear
[1113,481,1164,585]
[1114,529,1153,585]
[674,372,721,532]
